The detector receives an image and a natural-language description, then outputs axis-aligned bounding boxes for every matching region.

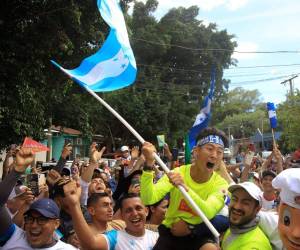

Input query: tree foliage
[277,92,300,151]
[214,87,269,138]
[0,0,237,149]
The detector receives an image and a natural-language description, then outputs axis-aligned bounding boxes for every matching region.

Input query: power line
[230,73,300,86]
[133,38,300,54]
[138,63,300,75]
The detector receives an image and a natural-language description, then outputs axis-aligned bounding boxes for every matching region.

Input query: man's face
[88,196,113,222]
[121,197,147,237]
[24,211,59,248]
[88,178,106,195]
[261,175,275,193]
[122,150,130,159]
[193,143,224,169]
[228,188,260,226]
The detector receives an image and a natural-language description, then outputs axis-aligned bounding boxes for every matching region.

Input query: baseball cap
[228,182,262,206]
[272,168,300,209]
[120,146,129,152]
[25,198,60,218]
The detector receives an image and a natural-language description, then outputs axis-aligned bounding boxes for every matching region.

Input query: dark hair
[146,195,169,221]
[195,127,229,148]
[118,193,141,210]
[87,192,110,208]
[261,170,276,179]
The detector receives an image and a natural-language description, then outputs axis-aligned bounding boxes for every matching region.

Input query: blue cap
[26,198,60,219]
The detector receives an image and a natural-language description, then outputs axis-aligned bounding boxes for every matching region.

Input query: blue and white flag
[267,102,277,129]
[188,68,216,149]
[51,0,137,92]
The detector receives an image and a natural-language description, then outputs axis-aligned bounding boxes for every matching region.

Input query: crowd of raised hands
[0,136,300,250]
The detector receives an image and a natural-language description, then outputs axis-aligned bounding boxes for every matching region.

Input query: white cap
[120,145,129,152]
[272,168,300,209]
[228,182,262,206]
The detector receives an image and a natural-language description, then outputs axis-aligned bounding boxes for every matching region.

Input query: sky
[132,0,300,104]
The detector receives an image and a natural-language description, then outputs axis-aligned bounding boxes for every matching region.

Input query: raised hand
[131,146,140,160]
[46,169,61,186]
[142,142,156,166]
[62,180,82,210]
[90,142,106,164]
[14,148,34,173]
[61,143,72,159]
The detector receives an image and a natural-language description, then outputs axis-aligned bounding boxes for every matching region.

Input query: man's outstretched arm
[62,181,108,250]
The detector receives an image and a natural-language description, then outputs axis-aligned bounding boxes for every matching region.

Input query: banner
[23,137,50,153]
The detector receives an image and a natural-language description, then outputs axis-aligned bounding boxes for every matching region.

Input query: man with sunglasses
[0,148,76,249]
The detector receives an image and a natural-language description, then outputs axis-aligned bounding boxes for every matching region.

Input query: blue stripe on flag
[51,0,136,92]
[188,68,216,149]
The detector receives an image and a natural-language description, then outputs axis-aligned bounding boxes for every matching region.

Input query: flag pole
[271,128,277,149]
[84,86,220,242]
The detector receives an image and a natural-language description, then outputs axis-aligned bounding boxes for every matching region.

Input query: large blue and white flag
[267,102,277,129]
[51,0,137,92]
[188,68,216,149]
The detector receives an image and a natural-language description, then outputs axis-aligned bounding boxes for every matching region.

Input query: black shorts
[153,224,216,250]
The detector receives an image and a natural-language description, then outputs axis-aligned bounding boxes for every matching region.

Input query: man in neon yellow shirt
[222,182,272,250]
[140,127,229,250]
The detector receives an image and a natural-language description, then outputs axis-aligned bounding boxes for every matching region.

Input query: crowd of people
[0,127,300,250]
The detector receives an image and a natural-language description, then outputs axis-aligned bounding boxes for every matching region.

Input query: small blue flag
[51,0,137,92]
[267,102,277,129]
[188,68,216,149]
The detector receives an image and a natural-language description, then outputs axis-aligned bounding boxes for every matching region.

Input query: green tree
[214,87,267,138]
[277,92,300,151]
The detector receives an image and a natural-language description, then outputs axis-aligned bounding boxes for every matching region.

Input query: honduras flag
[51,0,137,92]
[267,102,277,129]
[188,68,216,149]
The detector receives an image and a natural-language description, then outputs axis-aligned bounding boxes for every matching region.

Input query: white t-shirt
[1,225,77,250]
[261,193,277,211]
[258,211,283,250]
[104,229,158,250]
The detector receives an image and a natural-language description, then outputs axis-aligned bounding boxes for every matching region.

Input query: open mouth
[29,230,42,239]
[131,218,142,226]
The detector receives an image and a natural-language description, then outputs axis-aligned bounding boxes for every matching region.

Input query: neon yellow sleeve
[186,188,225,219]
[140,171,173,205]
[185,172,228,219]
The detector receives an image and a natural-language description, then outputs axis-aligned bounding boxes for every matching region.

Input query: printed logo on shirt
[178,199,197,216]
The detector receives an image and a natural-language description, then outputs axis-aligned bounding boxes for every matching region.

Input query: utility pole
[281,75,298,98]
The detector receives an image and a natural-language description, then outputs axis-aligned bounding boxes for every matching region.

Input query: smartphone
[27,174,39,196]
[244,151,255,166]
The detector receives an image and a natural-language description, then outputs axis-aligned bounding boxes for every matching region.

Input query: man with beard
[140,127,229,250]
[61,182,158,250]
[222,182,272,250]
